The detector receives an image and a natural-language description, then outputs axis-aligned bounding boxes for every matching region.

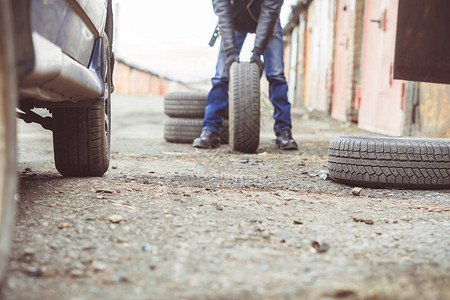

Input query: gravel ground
[2,95,449,300]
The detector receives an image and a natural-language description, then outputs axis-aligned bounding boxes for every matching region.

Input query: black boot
[275,130,298,150]
[193,130,221,149]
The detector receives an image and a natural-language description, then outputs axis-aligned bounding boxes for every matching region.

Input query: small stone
[364,219,374,225]
[92,261,107,272]
[283,197,295,201]
[352,217,374,225]
[70,269,84,278]
[261,232,271,239]
[311,240,329,253]
[24,248,36,256]
[58,223,69,229]
[24,266,43,277]
[141,243,152,252]
[96,189,114,194]
[109,215,124,223]
[352,187,363,196]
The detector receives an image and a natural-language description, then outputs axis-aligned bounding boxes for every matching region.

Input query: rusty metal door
[394,0,450,84]
[357,0,405,136]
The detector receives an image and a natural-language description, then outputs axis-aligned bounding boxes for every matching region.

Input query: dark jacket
[212,0,283,55]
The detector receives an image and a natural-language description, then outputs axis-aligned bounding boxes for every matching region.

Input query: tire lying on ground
[164,92,228,119]
[328,136,450,189]
[164,92,208,118]
[164,118,229,144]
[228,62,260,153]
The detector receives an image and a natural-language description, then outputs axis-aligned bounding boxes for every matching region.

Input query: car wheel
[328,136,450,189]
[52,36,112,177]
[164,118,229,144]
[228,62,260,153]
[0,0,17,284]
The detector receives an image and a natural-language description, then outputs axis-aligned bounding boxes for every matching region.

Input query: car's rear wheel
[52,36,112,177]
[0,0,18,284]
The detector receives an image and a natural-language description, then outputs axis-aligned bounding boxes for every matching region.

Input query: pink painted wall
[331,0,351,122]
[358,0,405,135]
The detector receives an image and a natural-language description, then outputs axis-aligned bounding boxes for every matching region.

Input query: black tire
[52,36,112,177]
[228,62,260,153]
[0,0,17,284]
[164,118,229,144]
[164,92,208,118]
[328,136,450,189]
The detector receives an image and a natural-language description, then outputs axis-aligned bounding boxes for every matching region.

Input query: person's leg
[264,21,297,150]
[264,20,292,134]
[194,31,247,148]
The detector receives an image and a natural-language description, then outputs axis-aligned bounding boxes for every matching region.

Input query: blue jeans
[203,20,292,135]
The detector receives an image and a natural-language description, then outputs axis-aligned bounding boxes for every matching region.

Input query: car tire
[0,0,17,285]
[164,118,229,144]
[228,62,260,153]
[52,36,112,177]
[328,136,450,189]
[164,92,208,118]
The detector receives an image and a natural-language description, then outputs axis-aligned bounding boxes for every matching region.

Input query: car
[0,0,114,283]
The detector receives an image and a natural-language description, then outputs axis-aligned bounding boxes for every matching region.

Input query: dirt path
[2,95,449,300]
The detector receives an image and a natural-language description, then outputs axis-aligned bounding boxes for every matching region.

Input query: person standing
[193,0,298,150]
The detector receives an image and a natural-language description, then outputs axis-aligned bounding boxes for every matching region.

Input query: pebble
[352,187,363,196]
[70,269,84,278]
[58,223,69,229]
[141,243,152,252]
[24,266,43,277]
[92,261,107,272]
[311,240,330,253]
[109,215,124,223]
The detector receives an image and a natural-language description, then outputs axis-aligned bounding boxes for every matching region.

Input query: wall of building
[284,0,449,138]
[112,59,195,97]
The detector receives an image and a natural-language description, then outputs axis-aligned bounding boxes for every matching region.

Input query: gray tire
[164,92,208,118]
[328,136,450,189]
[164,92,228,119]
[0,0,17,285]
[164,118,229,144]
[229,62,260,153]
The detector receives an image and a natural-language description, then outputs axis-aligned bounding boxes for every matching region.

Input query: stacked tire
[163,92,229,144]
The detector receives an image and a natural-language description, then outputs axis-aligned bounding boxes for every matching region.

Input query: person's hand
[250,53,264,78]
[225,53,239,78]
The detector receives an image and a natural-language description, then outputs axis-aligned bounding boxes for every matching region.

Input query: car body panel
[20,33,103,102]
[20,0,109,103]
